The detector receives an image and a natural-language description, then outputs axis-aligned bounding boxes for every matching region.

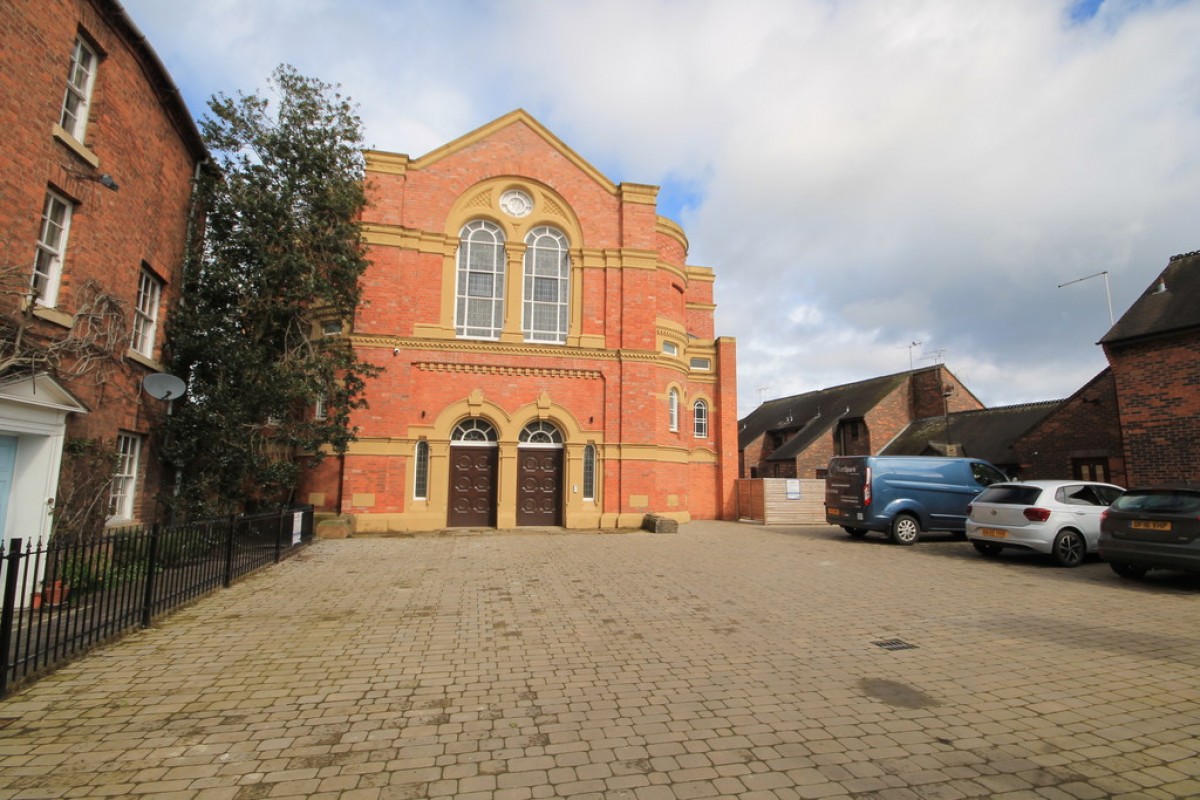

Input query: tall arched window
[523,226,569,343]
[582,444,597,501]
[413,440,429,499]
[668,388,680,432]
[693,399,709,439]
[456,220,506,339]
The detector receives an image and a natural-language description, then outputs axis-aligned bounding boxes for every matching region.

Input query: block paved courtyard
[0,521,1198,799]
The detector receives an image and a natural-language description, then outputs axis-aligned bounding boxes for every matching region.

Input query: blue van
[825,456,1008,544]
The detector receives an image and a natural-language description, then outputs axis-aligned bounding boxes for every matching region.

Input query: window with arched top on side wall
[518,420,564,446]
[668,388,680,432]
[451,418,498,443]
[582,444,597,501]
[693,399,709,439]
[413,440,429,499]
[455,220,506,339]
[523,226,570,343]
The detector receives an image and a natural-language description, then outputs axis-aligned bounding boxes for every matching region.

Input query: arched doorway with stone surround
[447,417,499,528]
[516,420,564,526]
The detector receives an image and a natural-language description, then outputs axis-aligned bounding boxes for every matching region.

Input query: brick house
[0,0,206,543]
[1097,250,1200,485]
[738,365,981,479]
[297,110,738,532]
[881,400,1063,476]
[1009,369,1126,485]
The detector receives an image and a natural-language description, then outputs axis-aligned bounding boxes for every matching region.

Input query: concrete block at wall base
[641,513,679,534]
[316,516,354,539]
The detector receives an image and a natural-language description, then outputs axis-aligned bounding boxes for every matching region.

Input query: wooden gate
[447,446,498,527]
[516,448,563,526]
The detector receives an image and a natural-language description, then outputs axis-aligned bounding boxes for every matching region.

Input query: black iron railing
[0,506,313,698]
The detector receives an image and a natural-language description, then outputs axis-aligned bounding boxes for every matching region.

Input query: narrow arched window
[693,399,709,439]
[668,388,680,432]
[523,226,569,343]
[455,220,506,339]
[413,440,429,500]
[583,444,597,501]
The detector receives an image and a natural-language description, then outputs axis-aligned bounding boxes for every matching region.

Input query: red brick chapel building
[300,111,738,532]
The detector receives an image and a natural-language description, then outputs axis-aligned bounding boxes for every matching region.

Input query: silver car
[965,480,1125,567]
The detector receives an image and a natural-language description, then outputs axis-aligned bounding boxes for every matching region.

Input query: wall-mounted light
[65,166,120,192]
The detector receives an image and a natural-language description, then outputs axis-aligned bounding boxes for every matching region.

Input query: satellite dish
[142,373,186,401]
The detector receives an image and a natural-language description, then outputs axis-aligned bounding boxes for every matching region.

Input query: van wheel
[890,514,920,545]
[842,527,868,538]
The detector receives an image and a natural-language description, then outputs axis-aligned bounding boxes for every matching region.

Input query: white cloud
[122,0,1200,417]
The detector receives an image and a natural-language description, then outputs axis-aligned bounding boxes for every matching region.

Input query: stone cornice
[656,217,688,250]
[619,183,659,205]
[364,150,410,176]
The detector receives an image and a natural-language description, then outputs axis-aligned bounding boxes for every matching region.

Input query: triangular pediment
[411,109,619,196]
[0,371,89,414]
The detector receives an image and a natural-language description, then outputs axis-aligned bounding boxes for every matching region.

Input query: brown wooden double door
[446,445,564,528]
[447,446,498,528]
[516,448,563,527]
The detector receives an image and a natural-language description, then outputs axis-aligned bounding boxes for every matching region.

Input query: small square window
[689,357,711,371]
[321,320,342,337]
[663,341,678,356]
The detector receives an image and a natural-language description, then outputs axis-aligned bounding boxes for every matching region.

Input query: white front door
[0,435,16,542]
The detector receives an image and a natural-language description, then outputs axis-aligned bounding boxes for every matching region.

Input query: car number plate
[978,528,1007,538]
[1131,520,1171,531]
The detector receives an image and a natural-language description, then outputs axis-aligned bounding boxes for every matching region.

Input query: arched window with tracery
[451,418,498,443]
[455,220,506,339]
[518,420,564,446]
[523,226,569,343]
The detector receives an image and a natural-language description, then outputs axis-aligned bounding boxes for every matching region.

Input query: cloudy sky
[121,0,1200,416]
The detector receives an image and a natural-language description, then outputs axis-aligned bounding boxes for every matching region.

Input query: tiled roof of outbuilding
[738,368,931,457]
[1100,250,1200,346]
[880,401,1063,466]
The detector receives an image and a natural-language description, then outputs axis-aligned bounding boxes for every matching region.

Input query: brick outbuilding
[299,111,738,532]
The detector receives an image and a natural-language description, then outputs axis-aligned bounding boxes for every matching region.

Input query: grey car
[1099,486,1200,578]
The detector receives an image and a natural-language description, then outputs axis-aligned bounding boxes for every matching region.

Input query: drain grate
[872,638,918,651]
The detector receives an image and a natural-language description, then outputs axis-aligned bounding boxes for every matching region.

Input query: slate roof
[879,401,1063,466]
[1100,250,1200,346]
[738,367,932,460]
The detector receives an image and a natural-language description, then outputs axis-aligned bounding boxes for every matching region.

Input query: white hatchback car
[965,480,1125,567]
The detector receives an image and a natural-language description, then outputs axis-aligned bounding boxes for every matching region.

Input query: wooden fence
[735,478,827,525]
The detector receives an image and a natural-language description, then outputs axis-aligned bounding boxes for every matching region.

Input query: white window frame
[582,444,597,502]
[413,440,429,500]
[668,388,680,432]
[314,394,327,421]
[32,190,73,307]
[60,37,98,141]
[108,433,141,521]
[522,226,570,344]
[663,341,678,356]
[320,320,342,337]
[131,268,163,357]
[693,399,709,439]
[455,220,506,339]
[690,357,712,371]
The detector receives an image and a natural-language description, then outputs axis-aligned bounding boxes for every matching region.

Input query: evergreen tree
[163,65,379,515]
